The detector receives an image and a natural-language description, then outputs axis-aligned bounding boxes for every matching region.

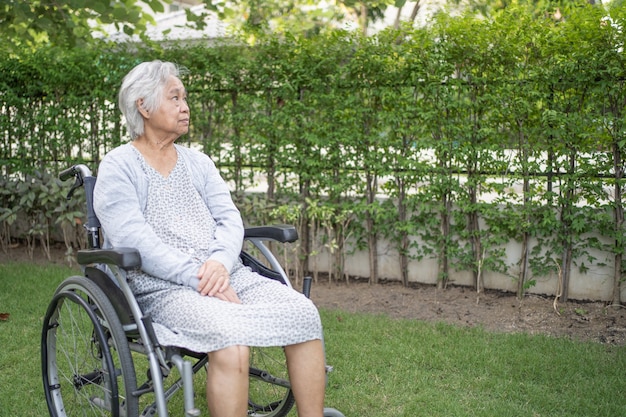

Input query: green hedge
[2,5,626,302]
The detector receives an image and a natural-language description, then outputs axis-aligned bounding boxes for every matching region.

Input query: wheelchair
[41,164,344,417]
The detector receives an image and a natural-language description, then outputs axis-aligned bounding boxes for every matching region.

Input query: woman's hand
[197,260,241,303]
[213,285,241,304]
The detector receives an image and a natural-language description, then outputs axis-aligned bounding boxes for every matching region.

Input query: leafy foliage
[3,5,626,302]
[0,0,164,51]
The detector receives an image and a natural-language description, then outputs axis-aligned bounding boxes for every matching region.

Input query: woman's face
[144,75,190,140]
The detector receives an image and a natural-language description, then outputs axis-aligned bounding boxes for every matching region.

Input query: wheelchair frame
[41,164,344,417]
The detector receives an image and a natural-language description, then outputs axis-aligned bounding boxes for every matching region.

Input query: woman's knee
[208,345,250,372]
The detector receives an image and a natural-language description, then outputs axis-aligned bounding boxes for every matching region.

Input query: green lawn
[1,261,625,417]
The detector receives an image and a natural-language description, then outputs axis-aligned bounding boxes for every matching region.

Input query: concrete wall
[311,235,624,302]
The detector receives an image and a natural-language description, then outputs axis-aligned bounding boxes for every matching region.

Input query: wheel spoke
[248,346,294,417]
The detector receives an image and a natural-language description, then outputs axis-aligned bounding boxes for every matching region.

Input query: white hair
[118,60,183,140]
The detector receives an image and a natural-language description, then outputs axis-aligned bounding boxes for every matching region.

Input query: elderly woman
[93,60,326,417]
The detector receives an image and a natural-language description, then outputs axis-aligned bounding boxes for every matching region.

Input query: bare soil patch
[310,278,626,345]
[5,244,626,345]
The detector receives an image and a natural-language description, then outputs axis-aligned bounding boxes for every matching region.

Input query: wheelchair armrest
[244,224,298,243]
[77,247,142,269]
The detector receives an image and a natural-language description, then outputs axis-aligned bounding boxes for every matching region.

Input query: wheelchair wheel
[42,276,138,417]
[248,346,295,417]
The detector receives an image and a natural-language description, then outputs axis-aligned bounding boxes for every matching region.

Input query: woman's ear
[136,99,150,118]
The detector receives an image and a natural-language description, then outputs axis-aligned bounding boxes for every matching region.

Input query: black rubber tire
[42,276,138,417]
[248,346,295,417]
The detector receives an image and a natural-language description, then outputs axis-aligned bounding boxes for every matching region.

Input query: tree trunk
[561,243,572,302]
[439,190,450,289]
[397,179,409,286]
[518,133,530,299]
[297,87,310,279]
[393,4,403,29]
[360,4,368,35]
[612,141,624,306]
[230,90,243,192]
[368,232,378,284]
[468,189,483,293]
[409,1,421,22]
[517,172,530,299]
[559,151,576,302]
[393,1,421,29]
[334,224,345,283]
[265,92,276,200]
[467,144,483,293]
[300,180,311,279]
[366,171,378,284]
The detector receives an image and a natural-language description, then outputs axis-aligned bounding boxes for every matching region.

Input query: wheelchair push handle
[59,164,92,182]
[59,164,101,249]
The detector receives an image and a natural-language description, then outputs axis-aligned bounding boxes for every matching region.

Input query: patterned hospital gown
[127,148,322,353]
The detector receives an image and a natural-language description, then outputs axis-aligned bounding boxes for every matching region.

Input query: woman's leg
[206,345,250,417]
[284,339,326,417]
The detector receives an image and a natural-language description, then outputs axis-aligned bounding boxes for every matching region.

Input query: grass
[0,262,80,417]
[1,261,625,417]
[322,312,626,416]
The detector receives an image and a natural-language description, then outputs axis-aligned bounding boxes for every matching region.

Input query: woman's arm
[185,147,244,273]
[94,148,201,289]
